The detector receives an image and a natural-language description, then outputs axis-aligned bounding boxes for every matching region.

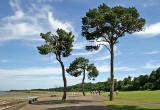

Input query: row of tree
[37,3,145,101]
[33,67,159,92]
[11,67,160,94]
[115,67,160,91]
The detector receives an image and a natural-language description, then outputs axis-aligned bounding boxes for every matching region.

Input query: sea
[0,91,29,98]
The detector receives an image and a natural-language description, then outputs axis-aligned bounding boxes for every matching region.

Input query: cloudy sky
[0,0,160,90]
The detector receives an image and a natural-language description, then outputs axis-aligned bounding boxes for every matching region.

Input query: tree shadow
[46,105,111,110]
[68,95,79,97]
[32,99,95,105]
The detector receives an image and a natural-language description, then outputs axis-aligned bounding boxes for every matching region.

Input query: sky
[0,0,160,91]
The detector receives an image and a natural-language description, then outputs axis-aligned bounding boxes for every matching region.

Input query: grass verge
[103,90,160,104]
[104,101,160,110]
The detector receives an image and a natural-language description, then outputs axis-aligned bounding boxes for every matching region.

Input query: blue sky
[0,0,160,90]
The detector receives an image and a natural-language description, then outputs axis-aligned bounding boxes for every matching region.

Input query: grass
[104,101,160,110]
[103,90,160,104]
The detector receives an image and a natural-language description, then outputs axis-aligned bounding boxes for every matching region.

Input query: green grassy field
[104,101,160,110]
[103,90,160,110]
[103,90,160,104]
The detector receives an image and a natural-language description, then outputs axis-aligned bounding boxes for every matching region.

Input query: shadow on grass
[46,105,111,110]
[108,105,160,110]
[32,100,94,105]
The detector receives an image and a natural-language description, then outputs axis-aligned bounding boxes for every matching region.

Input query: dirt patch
[19,94,111,110]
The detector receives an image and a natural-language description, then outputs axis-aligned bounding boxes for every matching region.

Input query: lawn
[103,90,160,104]
[104,101,160,110]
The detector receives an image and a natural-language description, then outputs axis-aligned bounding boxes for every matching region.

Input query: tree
[66,57,99,96]
[117,80,123,90]
[132,77,140,90]
[138,75,148,90]
[82,4,145,101]
[123,76,132,85]
[149,68,160,90]
[37,29,74,101]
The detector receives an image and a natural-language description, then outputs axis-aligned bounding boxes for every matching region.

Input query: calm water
[0,91,29,97]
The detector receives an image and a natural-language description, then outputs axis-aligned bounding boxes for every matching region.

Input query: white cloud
[72,41,107,56]
[0,0,76,43]
[40,55,58,63]
[38,0,93,3]
[97,65,110,73]
[143,61,160,69]
[96,64,136,73]
[115,66,136,71]
[93,55,110,61]
[92,46,121,61]
[0,74,83,90]
[136,22,160,38]
[73,41,88,50]
[72,39,107,51]
[48,12,76,37]
[0,66,61,77]
[72,42,121,57]
[142,0,159,7]
[72,44,103,56]
[144,50,160,55]
[72,51,96,56]
[39,55,70,64]
[38,0,63,2]
[12,75,80,83]
[0,59,8,63]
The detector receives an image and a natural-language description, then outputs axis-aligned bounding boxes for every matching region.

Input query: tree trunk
[59,58,67,101]
[82,70,86,96]
[109,44,114,101]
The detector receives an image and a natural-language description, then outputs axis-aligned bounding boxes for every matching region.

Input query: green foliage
[123,76,132,85]
[149,68,160,90]
[37,44,53,55]
[87,64,99,80]
[144,83,154,90]
[37,29,74,57]
[66,57,89,77]
[82,3,145,47]
[66,57,99,80]
[115,67,160,91]
[122,84,133,91]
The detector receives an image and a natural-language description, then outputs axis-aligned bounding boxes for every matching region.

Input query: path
[19,94,112,110]
[115,99,160,107]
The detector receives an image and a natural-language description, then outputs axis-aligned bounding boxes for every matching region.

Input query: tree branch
[102,35,110,44]
[98,44,111,53]
[88,37,111,53]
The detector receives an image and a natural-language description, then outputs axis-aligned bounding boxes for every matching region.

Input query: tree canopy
[66,57,89,77]
[82,4,145,48]
[66,57,99,96]
[37,28,74,58]
[66,57,99,80]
